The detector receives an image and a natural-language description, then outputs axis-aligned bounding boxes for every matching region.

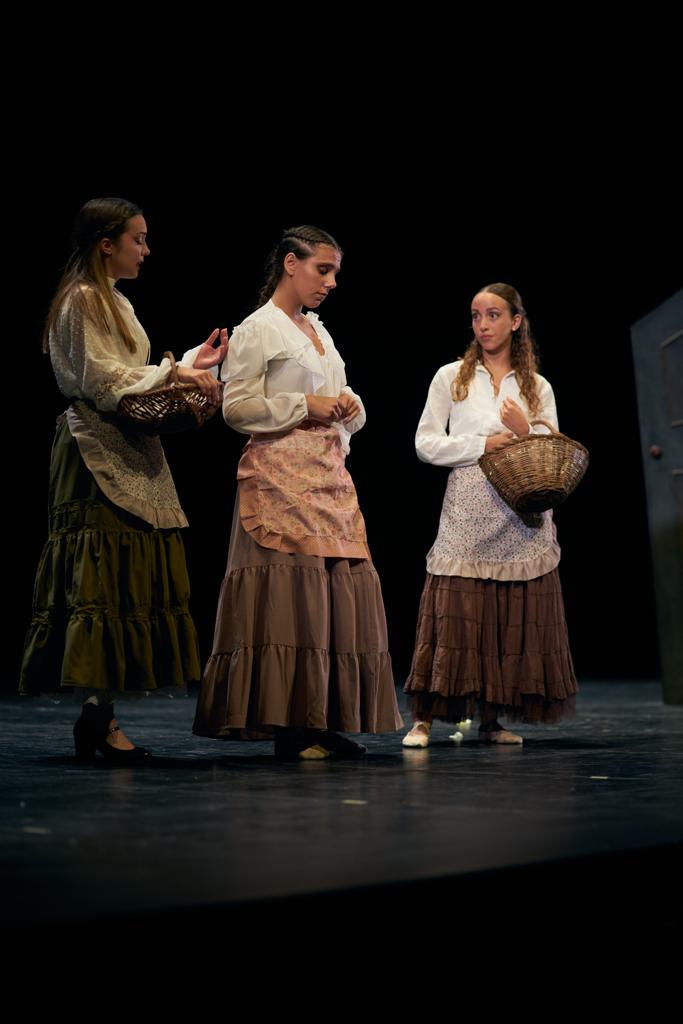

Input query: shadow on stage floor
[2,681,681,947]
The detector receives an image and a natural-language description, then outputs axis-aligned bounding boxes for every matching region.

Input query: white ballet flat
[402,723,431,748]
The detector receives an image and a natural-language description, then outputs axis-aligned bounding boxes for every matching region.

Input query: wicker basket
[478,419,589,514]
[118,352,221,435]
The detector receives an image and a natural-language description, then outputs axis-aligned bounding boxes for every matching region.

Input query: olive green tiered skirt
[20,418,201,694]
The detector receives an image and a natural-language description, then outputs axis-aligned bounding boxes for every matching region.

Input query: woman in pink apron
[193,226,402,758]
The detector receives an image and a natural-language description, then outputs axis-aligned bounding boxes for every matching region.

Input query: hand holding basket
[478,419,589,514]
[118,352,222,435]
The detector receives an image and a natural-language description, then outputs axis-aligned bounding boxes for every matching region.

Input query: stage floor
[2,681,682,931]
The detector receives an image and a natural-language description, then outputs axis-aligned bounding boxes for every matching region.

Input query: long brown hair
[257,225,342,307]
[452,282,541,415]
[43,197,142,353]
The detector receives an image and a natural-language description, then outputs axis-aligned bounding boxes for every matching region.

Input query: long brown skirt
[192,500,403,738]
[404,569,577,724]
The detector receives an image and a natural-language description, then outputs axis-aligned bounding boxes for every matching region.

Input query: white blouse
[416,362,558,467]
[416,361,561,581]
[221,299,365,454]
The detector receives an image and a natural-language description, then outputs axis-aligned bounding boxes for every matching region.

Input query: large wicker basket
[118,352,221,435]
[478,419,589,514]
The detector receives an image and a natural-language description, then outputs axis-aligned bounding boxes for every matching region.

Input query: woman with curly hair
[403,283,577,747]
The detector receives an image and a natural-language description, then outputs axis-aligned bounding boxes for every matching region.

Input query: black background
[6,70,680,691]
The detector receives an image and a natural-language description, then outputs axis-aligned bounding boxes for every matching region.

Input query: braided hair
[258,225,342,307]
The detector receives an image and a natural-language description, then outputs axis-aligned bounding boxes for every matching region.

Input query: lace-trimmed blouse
[220,299,365,453]
[50,283,199,529]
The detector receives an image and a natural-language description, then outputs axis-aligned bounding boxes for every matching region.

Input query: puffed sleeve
[53,298,172,413]
[315,317,366,436]
[221,319,309,434]
[528,376,559,434]
[339,380,366,435]
[415,366,487,467]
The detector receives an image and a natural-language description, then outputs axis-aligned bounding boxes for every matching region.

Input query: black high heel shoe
[73,698,152,763]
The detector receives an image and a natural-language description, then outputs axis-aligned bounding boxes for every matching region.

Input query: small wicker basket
[478,419,589,514]
[118,352,221,435]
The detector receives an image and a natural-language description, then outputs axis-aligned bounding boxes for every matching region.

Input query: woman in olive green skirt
[20,197,227,762]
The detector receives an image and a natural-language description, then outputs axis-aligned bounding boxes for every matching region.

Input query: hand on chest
[453,374,527,433]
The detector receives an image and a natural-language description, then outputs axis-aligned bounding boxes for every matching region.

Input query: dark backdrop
[5,146,679,691]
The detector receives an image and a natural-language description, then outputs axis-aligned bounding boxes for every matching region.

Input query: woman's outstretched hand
[193,328,229,369]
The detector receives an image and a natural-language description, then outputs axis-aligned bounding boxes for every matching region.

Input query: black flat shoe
[273,728,367,760]
[313,730,367,758]
[273,728,322,760]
